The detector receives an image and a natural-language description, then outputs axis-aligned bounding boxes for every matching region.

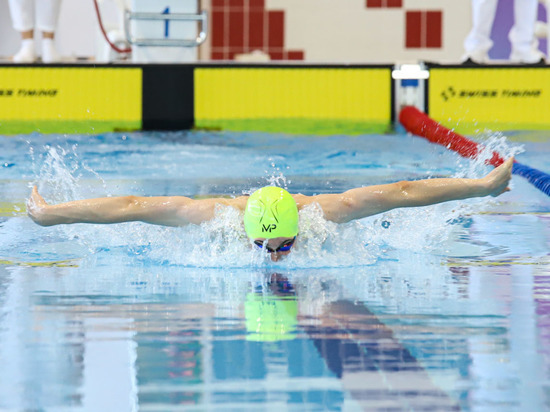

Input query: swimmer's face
[253,237,296,262]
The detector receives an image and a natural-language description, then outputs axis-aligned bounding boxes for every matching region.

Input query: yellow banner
[429,68,550,133]
[194,68,391,134]
[0,67,142,134]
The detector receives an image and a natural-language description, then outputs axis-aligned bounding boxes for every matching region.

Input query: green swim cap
[245,293,298,342]
[243,186,298,239]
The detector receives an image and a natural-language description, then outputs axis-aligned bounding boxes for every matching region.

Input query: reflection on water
[1,260,549,411]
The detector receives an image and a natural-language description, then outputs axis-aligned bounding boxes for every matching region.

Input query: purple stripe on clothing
[489,0,546,59]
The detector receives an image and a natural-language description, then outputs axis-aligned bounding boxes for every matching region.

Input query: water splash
[14,135,521,268]
[30,144,107,203]
[454,130,525,179]
[263,156,291,189]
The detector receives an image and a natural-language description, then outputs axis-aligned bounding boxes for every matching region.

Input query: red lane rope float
[399,105,550,197]
[399,105,505,167]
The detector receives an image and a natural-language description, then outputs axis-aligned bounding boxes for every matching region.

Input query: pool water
[0,130,549,411]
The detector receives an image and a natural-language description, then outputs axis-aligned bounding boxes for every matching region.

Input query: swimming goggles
[254,237,296,253]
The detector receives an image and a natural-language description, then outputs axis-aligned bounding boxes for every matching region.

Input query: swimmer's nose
[270,250,291,262]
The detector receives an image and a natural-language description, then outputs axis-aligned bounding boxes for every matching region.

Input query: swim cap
[243,186,298,239]
[245,293,298,342]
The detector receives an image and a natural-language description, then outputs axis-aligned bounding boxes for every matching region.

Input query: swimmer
[27,157,514,261]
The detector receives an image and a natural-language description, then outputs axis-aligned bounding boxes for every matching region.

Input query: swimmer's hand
[482,157,514,197]
[27,186,53,226]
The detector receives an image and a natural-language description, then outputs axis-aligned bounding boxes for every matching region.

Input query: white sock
[13,39,36,63]
[41,38,61,63]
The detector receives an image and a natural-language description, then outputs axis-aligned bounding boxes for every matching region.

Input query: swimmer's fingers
[484,157,514,197]
[27,186,50,225]
[29,186,48,207]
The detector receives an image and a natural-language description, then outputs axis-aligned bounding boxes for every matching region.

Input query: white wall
[0,0,472,63]
[269,0,471,64]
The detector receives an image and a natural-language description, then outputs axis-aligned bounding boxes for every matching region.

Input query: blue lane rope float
[399,106,550,197]
[512,162,550,196]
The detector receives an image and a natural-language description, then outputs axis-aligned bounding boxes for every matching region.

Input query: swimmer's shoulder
[178,194,249,212]
[226,195,248,211]
[292,193,316,210]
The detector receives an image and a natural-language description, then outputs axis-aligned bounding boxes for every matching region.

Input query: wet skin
[254,237,295,262]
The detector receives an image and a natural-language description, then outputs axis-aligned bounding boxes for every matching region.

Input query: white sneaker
[510,48,546,64]
[461,49,489,64]
[13,39,36,63]
[42,39,61,63]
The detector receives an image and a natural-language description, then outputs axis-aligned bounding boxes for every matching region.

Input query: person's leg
[463,0,498,63]
[8,0,36,63]
[36,0,62,63]
[509,0,545,63]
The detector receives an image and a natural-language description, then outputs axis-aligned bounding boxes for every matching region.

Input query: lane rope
[399,106,550,197]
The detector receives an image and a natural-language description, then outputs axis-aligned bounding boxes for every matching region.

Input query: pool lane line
[0,202,26,217]
[446,259,550,267]
[474,212,550,216]
[399,106,550,197]
[0,258,79,268]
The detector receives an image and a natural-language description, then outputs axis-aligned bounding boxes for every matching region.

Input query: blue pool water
[0,130,549,411]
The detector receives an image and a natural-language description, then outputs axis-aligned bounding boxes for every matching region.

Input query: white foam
[11,137,522,269]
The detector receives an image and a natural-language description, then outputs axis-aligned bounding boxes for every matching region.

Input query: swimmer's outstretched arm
[27,186,248,227]
[298,157,514,223]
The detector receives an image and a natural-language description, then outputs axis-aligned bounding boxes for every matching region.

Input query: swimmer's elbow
[391,180,425,207]
[394,180,412,198]
[359,181,416,213]
[123,196,151,219]
[124,195,192,226]
[124,195,140,208]
[325,195,359,223]
[91,195,146,223]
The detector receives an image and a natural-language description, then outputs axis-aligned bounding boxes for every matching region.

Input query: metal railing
[123,9,208,47]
